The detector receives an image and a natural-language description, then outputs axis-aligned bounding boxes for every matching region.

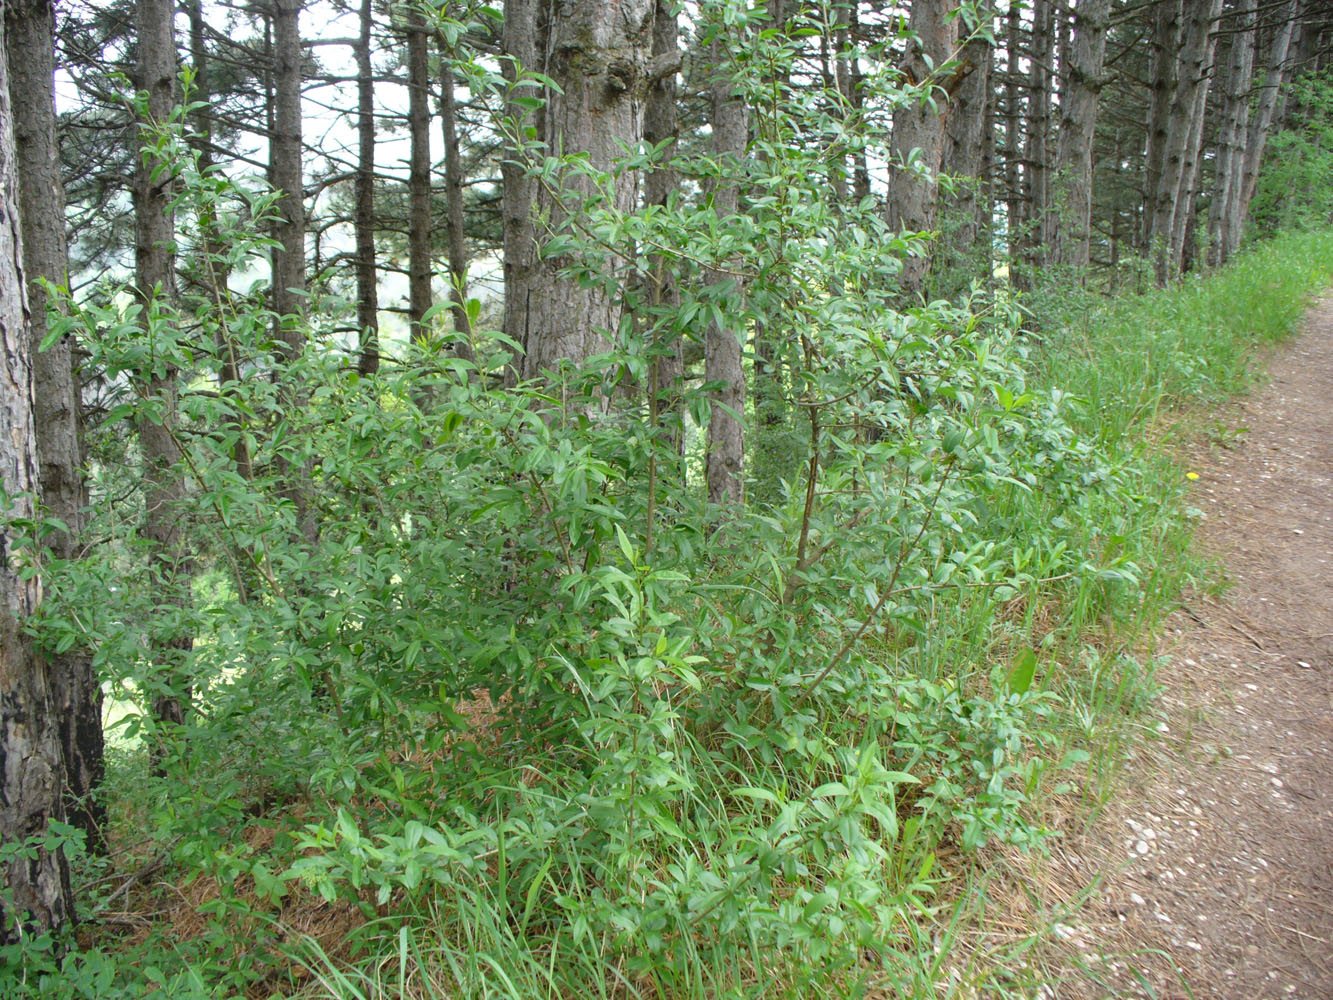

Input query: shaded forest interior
[1,0,1332,995]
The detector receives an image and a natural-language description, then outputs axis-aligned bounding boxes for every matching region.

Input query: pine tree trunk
[406,7,433,351]
[271,0,306,355]
[187,0,253,484]
[1052,0,1111,273]
[354,0,379,375]
[1207,0,1257,267]
[643,0,684,459]
[941,20,994,275]
[830,3,851,204]
[5,0,105,853]
[1169,0,1223,273]
[438,44,475,362]
[512,0,655,380]
[1150,0,1222,283]
[1024,0,1054,266]
[704,26,747,507]
[749,0,792,440]
[134,0,193,734]
[1142,0,1182,249]
[500,0,540,383]
[849,1,870,204]
[1004,1,1026,279]
[885,0,955,297]
[269,0,317,544]
[1237,1,1298,243]
[0,15,75,941]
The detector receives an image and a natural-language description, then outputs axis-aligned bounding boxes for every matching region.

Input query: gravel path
[1046,297,1333,998]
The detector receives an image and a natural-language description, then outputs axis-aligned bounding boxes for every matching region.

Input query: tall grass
[1034,230,1333,431]
[1017,228,1333,750]
[926,228,1333,993]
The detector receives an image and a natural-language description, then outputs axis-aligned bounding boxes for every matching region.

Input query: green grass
[932,228,1333,993]
[1034,230,1333,429]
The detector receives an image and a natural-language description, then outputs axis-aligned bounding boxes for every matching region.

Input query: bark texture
[642,0,683,458]
[406,8,433,350]
[1238,2,1298,234]
[1169,0,1224,273]
[354,0,378,374]
[1003,1,1025,272]
[1,19,73,941]
[1148,0,1223,281]
[1208,0,1258,267]
[1142,0,1182,249]
[6,0,104,851]
[438,45,475,362]
[885,0,956,296]
[187,0,252,484]
[941,17,994,277]
[271,0,306,354]
[502,0,656,380]
[269,0,317,544]
[134,0,192,732]
[704,23,747,507]
[1052,0,1112,272]
[499,0,540,383]
[1023,0,1054,263]
[848,1,870,204]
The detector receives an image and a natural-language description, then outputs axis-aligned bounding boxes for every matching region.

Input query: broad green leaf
[1005,648,1038,695]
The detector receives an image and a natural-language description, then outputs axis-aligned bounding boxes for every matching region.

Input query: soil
[1040,297,1333,998]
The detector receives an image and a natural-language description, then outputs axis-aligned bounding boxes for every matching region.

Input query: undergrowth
[7,229,1325,999]
[915,227,1333,991]
[5,33,1332,998]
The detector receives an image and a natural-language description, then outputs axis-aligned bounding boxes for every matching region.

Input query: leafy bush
[1251,71,1333,236]
[11,9,1332,997]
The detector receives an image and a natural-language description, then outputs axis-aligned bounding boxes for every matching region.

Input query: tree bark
[1023,0,1054,268]
[187,0,253,483]
[1149,0,1222,282]
[749,0,793,436]
[134,0,192,734]
[1003,0,1026,278]
[885,0,956,297]
[270,0,306,355]
[941,15,994,273]
[506,0,656,381]
[1,16,74,942]
[830,1,851,204]
[1237,1,1298,238]
[406,6,433,352]
[849,1,870,204]
[5,0,105,853]
[1142,0,1181,250]
[269,0,317,544]
[438,42,475,362]
[354,0,379,374]
[1207,0,1257,267]
[704,21,747,507]
[1052,0,1111,272]
[500,0,540,383]
[1169,0,1223,273]
[642,0,684,459]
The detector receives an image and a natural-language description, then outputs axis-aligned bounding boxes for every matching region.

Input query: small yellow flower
[1186,472,1199,481]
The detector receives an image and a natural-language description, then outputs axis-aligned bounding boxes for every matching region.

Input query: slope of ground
[1041,297,1333,998]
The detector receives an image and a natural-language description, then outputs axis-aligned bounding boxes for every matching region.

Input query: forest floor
[1032,296,1333,998]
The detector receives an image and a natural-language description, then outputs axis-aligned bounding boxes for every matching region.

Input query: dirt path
[1047,297,1333,998]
